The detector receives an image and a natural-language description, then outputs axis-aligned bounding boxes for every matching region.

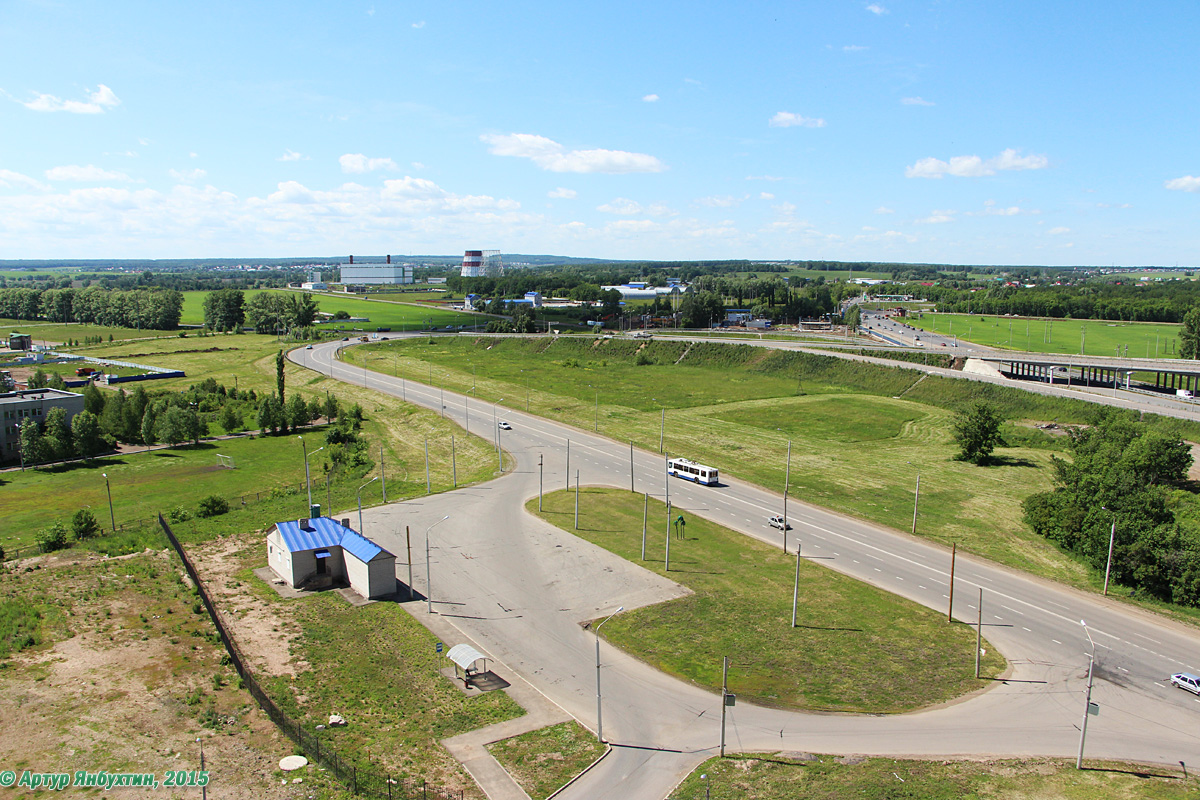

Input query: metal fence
[157,515,466,800]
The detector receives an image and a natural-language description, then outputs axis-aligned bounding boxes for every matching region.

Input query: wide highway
[292,337,1200,799]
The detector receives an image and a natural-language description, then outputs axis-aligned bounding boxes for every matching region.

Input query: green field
[0,317,172,345]
[530,489,1004,713]
[344,335,1200,595]
[0,333,504,552]
[907,312,1183,357]
[179,289,483,330]
[671,755,1190,799]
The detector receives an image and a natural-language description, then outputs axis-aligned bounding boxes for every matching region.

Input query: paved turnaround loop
[293,337,1200,800]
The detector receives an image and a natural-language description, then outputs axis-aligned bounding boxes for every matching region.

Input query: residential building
[265,516,397,599]
[1,388,85,463]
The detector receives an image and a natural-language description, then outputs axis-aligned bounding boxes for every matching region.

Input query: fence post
[423,780,427,799]
[352,765,356,794]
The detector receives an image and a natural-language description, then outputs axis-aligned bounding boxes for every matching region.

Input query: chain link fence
[158,514,466,800]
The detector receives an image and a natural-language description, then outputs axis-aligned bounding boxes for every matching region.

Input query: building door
[316,558,327,575]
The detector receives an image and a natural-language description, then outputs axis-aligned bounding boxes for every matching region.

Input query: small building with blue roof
[266,516,396,599]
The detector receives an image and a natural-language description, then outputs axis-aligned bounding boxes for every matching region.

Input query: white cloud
[278,149,306,162]
[597,197,645,215]
[411,162,425,170]
[901,96,934,106]
[875,206,895,214]
[605,219,659,234]
[759,192,775,200]
[694,195,743,208]
[412,20,425,28]
[916,210,956,224]
[1048,227,1071,235]
[866,4,887,14]
[548,187,577,199]
[642,94,659,102]
[46,165,131,182]
[1166,176,1200,192]
[769,112,826,128]
[340,153,398,173]
[19,84,120,114]
[168,168,207,182]
[905,148,1048,178]
[481,133,666,174]
[1096,202,1133,208]
[843,45,868,52]
[967,202,1021,216]
[746,174,784,181]
[0,169,48,190]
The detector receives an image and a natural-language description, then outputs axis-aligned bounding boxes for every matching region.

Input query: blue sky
[2,1,1198,265]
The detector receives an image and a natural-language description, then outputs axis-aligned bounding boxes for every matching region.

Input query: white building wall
[366,556,397,599]
[345,553,371,598]
[341,265,414,285]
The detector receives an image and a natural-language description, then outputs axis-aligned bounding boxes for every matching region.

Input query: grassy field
[178,289,482,330]
[486,722,605,800]
[670,754,1191,799]
[345,336,1111,587]
[1,333,503,552]
[0,317,174,344]
[529,489,1005,713]
[907,312,1183,357]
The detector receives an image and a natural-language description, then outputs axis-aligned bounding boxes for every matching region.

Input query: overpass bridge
[975,352,1200,394]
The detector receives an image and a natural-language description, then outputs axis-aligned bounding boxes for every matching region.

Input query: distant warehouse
[340,254,414,286]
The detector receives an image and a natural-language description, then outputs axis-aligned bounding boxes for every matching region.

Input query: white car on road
[497,421,512,431]
[768,515,792,531]
[1171,672,1200,695]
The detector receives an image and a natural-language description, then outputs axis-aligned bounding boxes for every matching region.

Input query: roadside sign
[436,641,443,654]
[1088,702,1099,716]
[724,694,736,707]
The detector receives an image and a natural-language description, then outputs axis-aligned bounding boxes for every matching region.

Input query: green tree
[1181,307,1200,359]
[71,409,104,459]
[18,419,43,465]
[201,288,245,331]
[36,522,69,552]
[219,404,242,433]
[322,393,340,424]
[71,508,100,540]
[257,395,282,434]
[197,495,230,518]
[43,406,73,462]
[276,349,286,407]
[82,383,106,416]
[951,402,1004,465]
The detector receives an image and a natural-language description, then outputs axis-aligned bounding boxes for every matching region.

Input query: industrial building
[266,516,397,600]
[461,250,503,278]
[340,254,415,286]
[1,388,85,463]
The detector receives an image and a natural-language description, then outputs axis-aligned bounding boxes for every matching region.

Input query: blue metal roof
[273,517,389,562]
[340,529,384,563]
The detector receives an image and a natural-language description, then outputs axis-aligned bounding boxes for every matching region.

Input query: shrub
[196,495,229,518]
[71,509,100,540]
[36,523,69,553]
[168,506,192,523]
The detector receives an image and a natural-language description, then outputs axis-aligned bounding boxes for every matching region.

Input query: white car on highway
[768,515,792,530]
[497,421,512,430]
[1171,672,1200,695]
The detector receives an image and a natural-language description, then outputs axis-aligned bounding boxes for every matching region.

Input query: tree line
[0,286,184,329]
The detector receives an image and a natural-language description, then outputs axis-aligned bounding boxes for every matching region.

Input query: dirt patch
[189,533,300,677]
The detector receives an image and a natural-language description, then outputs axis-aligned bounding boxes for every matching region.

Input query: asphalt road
[292,338,1200,799]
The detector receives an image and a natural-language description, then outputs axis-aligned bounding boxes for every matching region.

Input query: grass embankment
[672,754,1191,799]
[0,317,172,344]
[486,722,605,799]
[907,312,1182,357]
[348,336,1167,588]
[528,489,1004,713]
[1,334,501,553]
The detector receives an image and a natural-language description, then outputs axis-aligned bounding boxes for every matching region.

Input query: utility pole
[791,541,801,627]
[406,526,413,601]
[948,542,956,621]
[1077,621,1096,769]
[566,439,570,491]
[630,441,635,493]
[719,656,730,757]
[424,437,430,494]
[782,440,791,552]
[538,454,543,511]
[451,435,456,488]
[642,493,648,560]
[912,471,920,535]
[574,470,580,530]
[380,444,387,503]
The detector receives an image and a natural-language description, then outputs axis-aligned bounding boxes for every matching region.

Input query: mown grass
[528,489,1005,713]
[485,721,605,800]
[0,317,173,344]
[908,312,1182,357]
[178,289,480,330]
[260,590,524,787]
[670,754,1191,799]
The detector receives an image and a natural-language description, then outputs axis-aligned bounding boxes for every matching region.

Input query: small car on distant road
[305,344,313,349]
[497,421,512,431]
[768,515,792,530]
[1171,673,1200,695]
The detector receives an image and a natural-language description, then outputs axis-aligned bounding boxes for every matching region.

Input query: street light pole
[1103,514,1116,596]
[426,515,449,614]
[102,472,115,532]
[299,438,324,513]
[357,476,379,531]
[1077,621,1097,769]
[594,606,624,743]
[782,439,791,552]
